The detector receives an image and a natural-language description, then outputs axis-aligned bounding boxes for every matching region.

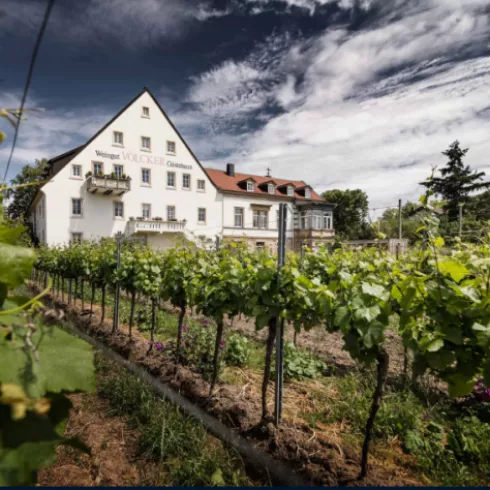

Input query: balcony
[87,175,131,195]
[127,219,186,235]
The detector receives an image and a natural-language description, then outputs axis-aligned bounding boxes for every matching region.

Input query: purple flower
[220,339,226,347]
[147,340,152,345]
[185,341,190,348]
[155,342,164,351]
[327,361,334,366]
[201,319,208,326]
[477,377,484,383]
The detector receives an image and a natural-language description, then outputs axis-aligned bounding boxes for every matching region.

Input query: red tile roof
[204,168,325,201]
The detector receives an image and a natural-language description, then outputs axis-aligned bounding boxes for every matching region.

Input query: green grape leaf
[0,441,58,486]
[434,237,445,249]
[426,338,444,353]
[361,282,389,300]
[211,468,225,486]
[0,327,95,398]
[446,374,475,397]
[0,244,36,287]
[438,260,469,283]
[334,306,350,328]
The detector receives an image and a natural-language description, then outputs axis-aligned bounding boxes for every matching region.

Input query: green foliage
[421,141,490,221]
[225,333,251,367]
[0,188,95,485]
[279,341,325,381]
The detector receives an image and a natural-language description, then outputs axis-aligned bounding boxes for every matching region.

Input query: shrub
[281,341,326,381]
[225,334,251,367]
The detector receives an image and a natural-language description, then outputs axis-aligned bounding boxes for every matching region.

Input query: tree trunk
[62,278,65,303]
[175,305,187,362]
[73,278,78,307]
[56,274,60,297]
[90,283,95,321]
[81,279,85,311]
[100,285,106,324]
[129,290,136,338]
[68,279,73,305]
[262,317,277,420]
[359,348,389,480]
[293,329,297,346]
[147,298,156,353]
[209,317,224,396]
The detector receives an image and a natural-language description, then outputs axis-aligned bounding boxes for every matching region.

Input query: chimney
[226,163,235,177]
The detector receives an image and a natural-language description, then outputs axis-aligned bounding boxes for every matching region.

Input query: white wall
[40,91,221,247]
[222,194,295,238]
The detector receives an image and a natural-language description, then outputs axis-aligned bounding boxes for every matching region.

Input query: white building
[28,88,334,252]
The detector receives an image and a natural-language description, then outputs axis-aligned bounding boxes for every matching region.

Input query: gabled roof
[237,176,257,183]
[205,168,325,201]
[29,87,219,213]
[259,180,278,186]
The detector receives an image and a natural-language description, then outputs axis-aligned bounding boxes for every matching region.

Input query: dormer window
[287,186,294,197]
[247,181,254,192]
[305,188,312,199]
[268,183,275,194]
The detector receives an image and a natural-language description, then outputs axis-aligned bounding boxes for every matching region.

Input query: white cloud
[182,0,490,210]
[243,0,374,15]
[0,91,111,176]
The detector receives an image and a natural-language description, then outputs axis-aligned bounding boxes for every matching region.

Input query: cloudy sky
[1,0,489,215]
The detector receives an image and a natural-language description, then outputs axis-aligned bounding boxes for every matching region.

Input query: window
[323,212,332,230]
[305,188,312,199]
[234,207,244,227]
[113,164,123,179]
[141,136,151,151]
[287,186,294,197]
[93,162,103,175]
[268,183,275,194]
[71,232,82,245]
[141,168,151,185]
[198,208,206,223]
[247,181,254,192]
[114,201,124,218]
[312,210,323,230]
[253,210,268,229]
[197,179,205,191]
[71,198,82,216]
[113,131,123,146]
[182,173,191,189]
[72,164,82,178]
[167,206,176,221]
[142,106,150,117]
[256,242,265,251]
[300,210,310,229]
[167,140,176,154]
[142,203,151,219]
[167,172,175,187]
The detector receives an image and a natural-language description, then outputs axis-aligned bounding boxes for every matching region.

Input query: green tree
[421,141,490,221]
[321,189,373,240]
[377,201,423,242]
[6,159,47,223]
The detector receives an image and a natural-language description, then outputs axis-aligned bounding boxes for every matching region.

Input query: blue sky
[1,0,489,215]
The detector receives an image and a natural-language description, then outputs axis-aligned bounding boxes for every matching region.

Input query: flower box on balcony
[154,217,163,221]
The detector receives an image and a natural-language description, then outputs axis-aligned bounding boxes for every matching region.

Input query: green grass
[95,353,251,487]
[302,369,490,486]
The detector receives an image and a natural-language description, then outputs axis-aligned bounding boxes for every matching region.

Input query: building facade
[28,88,334,252]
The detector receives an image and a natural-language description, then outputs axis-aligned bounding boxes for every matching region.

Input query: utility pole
[112,231,122,333]
[275,203,287,426]
[215,236,220,252]
[398,199,402,240]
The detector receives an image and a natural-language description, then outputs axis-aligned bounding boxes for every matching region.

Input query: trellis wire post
[275,203,287,425]
[215,235,220,251]
[113,231,122,332]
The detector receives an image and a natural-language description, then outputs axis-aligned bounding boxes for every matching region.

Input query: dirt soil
[32,283,423,487]
[38,393,162,486]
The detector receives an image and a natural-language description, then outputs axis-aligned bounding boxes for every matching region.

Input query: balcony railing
[87,175,131,195]
[127,219,186,235]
